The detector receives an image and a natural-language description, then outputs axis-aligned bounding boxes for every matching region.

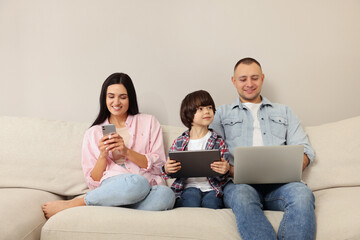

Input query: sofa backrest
[303,116,360,191]
[1,115,358,197]
[160,125,187,156]
[0,116,89,196]
[0,116,186,197]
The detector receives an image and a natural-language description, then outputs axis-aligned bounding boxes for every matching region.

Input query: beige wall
[1,0,359,127]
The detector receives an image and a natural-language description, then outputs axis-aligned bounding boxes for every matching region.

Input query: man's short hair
[234,57,262,71]
[180,90,216,129]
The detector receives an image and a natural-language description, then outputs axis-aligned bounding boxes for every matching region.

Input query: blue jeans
[175,187,224,209]
[224,181,315,240]
[84,174,175,211]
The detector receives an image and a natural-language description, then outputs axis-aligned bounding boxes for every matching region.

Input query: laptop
[168,150,221,178]
[233,145,304,184]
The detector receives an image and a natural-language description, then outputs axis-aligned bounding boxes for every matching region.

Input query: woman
[42,73,175,218]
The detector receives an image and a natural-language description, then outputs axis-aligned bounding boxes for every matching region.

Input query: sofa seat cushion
[41,206,283,240]
[0,188,64,240]
[313,186,360,240]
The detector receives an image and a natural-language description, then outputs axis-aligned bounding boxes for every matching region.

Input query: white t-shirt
[184,131,213,192]
[243,102,264,146]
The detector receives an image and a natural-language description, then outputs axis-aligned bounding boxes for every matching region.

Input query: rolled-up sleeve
[286,107,315,164]
[81,127,102,190]
[143,115,166,174]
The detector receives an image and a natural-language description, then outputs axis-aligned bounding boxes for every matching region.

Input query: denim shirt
[210,97,315,166]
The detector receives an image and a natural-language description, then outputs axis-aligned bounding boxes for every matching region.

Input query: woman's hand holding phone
[101,133,128,157]
[93,130,122,181]
[100,124,127,159]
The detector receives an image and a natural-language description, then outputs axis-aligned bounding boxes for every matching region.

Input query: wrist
[123,147,130,158]
[98,153,107,161]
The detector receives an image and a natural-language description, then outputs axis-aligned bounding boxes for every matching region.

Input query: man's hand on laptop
[210,158,230,175]
[303,154,310,171]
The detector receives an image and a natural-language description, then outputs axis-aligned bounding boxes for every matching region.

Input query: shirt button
[263,132,266,135]
[261,118,264,120]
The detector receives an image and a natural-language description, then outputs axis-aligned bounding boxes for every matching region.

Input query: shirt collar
[231,96,273,110]
[104,114,134,127]
[182,128,217,139]
[125,114,134,127]
[182,129,190,137]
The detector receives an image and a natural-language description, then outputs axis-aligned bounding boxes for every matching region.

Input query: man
[210,57,315,240]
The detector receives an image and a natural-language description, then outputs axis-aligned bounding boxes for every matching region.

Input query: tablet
[168,149,221,178]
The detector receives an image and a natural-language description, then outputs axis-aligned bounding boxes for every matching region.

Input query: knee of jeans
[122,174,151,198]
[225,184,259,206]
[152,185,174,197]
[229,184,257,199]
[151,185,175,209]
[182,187,201,196]
[127,174,150,186]
[288,183,315,208]
[202,194,224,209]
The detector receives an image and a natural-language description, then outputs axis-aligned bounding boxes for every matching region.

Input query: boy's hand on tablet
[165,157,181,174]
[211,158,230,174]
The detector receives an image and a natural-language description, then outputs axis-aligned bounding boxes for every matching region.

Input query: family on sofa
[42,57,316,240]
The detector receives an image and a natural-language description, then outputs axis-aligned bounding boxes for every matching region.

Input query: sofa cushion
[41,206,283,240]
[41,187,360,240]
[303,116,360,191]
[0,188,64,240]
[313,187,360,239]
[0,116,89,196]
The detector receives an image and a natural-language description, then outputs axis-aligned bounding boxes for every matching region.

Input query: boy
[162,90,230,209]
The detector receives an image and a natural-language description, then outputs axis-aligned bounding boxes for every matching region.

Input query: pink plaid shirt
[81,114,166,190]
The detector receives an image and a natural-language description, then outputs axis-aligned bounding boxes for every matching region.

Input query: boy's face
[192,105,214,128]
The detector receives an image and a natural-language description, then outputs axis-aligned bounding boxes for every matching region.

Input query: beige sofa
[0,115,359,240]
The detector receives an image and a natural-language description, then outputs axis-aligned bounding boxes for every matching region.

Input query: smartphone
[102,124,116,136]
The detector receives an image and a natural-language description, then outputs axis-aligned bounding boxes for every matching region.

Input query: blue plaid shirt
[161,129,229,197]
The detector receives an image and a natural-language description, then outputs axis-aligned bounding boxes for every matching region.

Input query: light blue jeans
[84,174,175,211]
[224,181,316,240]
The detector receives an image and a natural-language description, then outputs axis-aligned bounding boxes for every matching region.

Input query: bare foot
[42,197,85,219]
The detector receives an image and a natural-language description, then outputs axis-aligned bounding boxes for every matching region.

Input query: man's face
[232,63,264,103]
